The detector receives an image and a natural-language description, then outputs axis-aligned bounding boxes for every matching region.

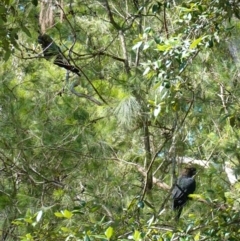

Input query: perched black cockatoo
[172,167,196,220]
[38,34,80,74]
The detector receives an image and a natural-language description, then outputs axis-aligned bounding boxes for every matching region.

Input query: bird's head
[183,167,196,177]
[38,34,53,46]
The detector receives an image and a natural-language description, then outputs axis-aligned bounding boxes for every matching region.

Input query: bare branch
[69,79,103,106]
[119,30,130,73]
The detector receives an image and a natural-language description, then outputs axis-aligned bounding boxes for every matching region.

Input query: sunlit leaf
[194,231,201,241]
[12,220,24,226]
[186,223,194,233]
[188,194,205,199]
[36,210,43,222]
[105,226,114,239]
[156,44,171,51]
[61,227,71,232]
[62,210,73,219]
[144,27,152,33]
[133,230,141,241]
[24,218,33,224]
[190,37,203,49]
[143,66,150,76]
[132,41,142,50]
[147,215,155,227]
[54,212,63,218]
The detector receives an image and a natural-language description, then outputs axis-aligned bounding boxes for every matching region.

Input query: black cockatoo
[38,34,80,74]
[172,167,196,220]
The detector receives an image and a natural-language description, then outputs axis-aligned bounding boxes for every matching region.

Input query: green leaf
[84,235,91,241]
[156,44,171,51]
[147,215,155,227]
[144,200,155,209]
[54,210,73,219]
[61,227,72,233]
[20,233,34,241]
[133,230,141,241]
[3,50,11,62]
[127,197,138,210]
[190,37,203,49]
[186,223,193,233]
[194,231,201,241]
[144,27,152,33]
[143,66,150,76]
[91,235,106,239]
[54,211,64,218]
[188,194,205,200]
[12,220,24,226]
[21,25,31,37]
[24,218,33,224]
[105,226,114,239]
[4,0,13,5]
[62,209,73,219]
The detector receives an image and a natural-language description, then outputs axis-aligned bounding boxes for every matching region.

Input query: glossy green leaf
[188,194,205,199]
[62,210,73,219]
[156,44,172,51]
[190,37,203,49]
[194,231,200,241]
[54,212,64,218]
[133,230,141,241]
[105,226,114,239]
[143,66,150,76]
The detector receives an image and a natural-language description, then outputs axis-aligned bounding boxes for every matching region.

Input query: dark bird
[172,167,196,221]
[38,34,80,74]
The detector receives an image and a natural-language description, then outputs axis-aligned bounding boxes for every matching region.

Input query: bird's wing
[182,177,196,195]
[172,178,185,199]
[172,177,196,199]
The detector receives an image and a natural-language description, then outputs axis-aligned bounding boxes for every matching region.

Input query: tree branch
[104,0,120,29]
[69,79,103,106]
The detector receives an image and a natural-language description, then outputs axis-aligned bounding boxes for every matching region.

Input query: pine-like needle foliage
[114,96,141,129]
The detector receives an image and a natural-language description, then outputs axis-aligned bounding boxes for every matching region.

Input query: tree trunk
[143,116,153,191]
